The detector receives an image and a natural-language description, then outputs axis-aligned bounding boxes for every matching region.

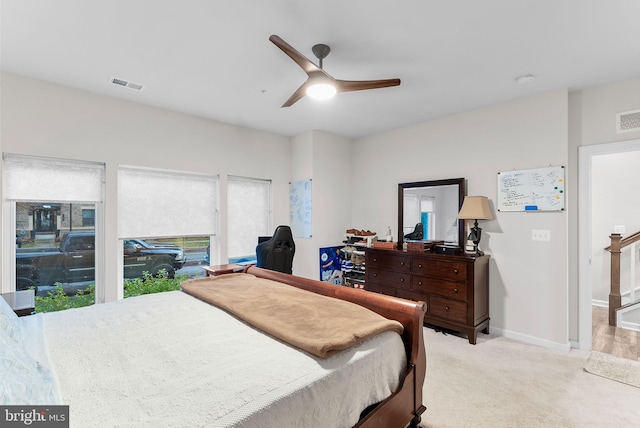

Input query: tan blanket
[181,273,404,358]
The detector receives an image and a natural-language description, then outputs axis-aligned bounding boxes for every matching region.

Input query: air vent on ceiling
[616,109,640,133]
[110,77,144,91]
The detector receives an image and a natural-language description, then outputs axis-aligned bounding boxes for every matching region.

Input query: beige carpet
[420,327,640,428]
[584,351,640,389]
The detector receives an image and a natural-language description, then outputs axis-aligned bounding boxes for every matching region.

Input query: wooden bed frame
[244,266,427,428]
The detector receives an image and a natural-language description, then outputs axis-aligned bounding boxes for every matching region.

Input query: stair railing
[605,231,640,326]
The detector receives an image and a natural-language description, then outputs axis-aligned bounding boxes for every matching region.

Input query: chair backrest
[256,225,296,274]
[404,223,424,240]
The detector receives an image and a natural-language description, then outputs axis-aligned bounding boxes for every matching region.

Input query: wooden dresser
[365,248,490,344]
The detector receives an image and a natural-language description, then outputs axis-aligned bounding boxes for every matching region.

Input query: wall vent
[616,109,640,133]
[110,77,144,91]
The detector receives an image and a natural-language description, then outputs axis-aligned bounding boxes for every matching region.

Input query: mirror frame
[397,178,466,250]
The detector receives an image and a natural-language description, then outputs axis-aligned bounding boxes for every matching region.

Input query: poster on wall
[497,166,565,212]
[289,179,312,238]
[319,246,343,285]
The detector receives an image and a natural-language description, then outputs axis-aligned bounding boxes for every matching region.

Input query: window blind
[3,154,104,203]
[227,176,271,257]
[117,166,218,239]
[403,194,420,233]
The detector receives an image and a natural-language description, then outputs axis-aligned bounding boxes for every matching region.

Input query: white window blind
[403,194,420,233]
[421,197,434,212]
[118,166,218,239]
[227,176,271,258]
[3,154,104,202]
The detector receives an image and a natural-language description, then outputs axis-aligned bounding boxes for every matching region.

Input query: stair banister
[608,233,622,326]
[605,231,640,327]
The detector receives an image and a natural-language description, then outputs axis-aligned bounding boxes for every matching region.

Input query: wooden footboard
[245,267,427,428]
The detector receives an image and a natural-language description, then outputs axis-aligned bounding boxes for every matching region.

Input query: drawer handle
[373,258,377,262]
[453,269,458,274]
[400,278,405,283]
[445,306,450,311]
[418,281,423,286]
[453,288,458,293]
[373,273,377,277]
[400,261,405,266]
[418,264,422,268]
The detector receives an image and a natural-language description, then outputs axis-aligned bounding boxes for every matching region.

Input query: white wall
[0,73,291,300]
[290,130,353,280]
[4,70,640,350]
[353,90,570,349]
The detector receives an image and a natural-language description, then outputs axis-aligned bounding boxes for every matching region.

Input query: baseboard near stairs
[619,320,640,332]
[616,300,640,331]
[592,299,640,332]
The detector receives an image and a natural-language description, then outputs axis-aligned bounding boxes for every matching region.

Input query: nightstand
[2,289,35,317]
[202,264,244,277]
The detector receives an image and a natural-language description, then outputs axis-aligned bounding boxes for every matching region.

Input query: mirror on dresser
[397,178,466,249]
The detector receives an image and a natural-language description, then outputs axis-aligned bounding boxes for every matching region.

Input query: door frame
[578,138,640,350]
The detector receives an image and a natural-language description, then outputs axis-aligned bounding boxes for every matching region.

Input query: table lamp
[457,196,494,255]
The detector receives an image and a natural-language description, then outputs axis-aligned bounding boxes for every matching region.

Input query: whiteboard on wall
[289,179,312,238]
[497,166,565,212]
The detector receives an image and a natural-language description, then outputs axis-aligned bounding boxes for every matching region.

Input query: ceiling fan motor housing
[312,44,330,68]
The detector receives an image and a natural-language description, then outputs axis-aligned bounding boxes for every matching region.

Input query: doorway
[578,138,640,350]
[33,205,59,233]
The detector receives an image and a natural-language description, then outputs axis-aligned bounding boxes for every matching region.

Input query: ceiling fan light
[306,83,336,100]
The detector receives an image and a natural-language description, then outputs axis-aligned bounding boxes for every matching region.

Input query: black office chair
[256,225,296,274]
[404,223,424,240]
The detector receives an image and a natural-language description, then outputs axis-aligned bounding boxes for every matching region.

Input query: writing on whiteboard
[497,166,564,212]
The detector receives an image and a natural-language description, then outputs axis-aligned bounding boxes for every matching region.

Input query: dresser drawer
[367,268,410,290]
[412,259,467,281]
[367,252,411,274]
[411,276,467,301]
[365,282,397,296]
[428,296,467,324]
[396,289,428,303]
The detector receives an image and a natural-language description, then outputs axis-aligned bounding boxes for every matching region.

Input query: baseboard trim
[490,327,571,353]
[619,320,640,332]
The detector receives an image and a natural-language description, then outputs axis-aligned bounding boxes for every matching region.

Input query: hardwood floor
[592,305,640,361]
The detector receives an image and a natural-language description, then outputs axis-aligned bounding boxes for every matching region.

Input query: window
[82,208,95,227]
[4,154,104,307]
[227,176,271,263]
[122,235,208,298]
[403,194,434,240]
[420,197,435,240]
[117,166,218,295]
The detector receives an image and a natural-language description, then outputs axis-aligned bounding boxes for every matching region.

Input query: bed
[1,266,426,428]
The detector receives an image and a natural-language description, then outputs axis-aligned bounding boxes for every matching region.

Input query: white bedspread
[25,290,406,428]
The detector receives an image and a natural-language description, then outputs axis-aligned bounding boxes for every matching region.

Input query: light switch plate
[532,229,551,242]
[614,225,626,234]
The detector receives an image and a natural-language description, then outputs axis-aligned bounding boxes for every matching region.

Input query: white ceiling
[2,0,640,139]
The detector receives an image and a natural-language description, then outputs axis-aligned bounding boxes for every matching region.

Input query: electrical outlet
[532,229,551,242]
[614,225,626,234]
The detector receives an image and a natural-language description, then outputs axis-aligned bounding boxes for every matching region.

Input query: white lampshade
[457,196,494,221]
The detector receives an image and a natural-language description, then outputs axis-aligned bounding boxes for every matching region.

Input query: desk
[202,264,244,277]
[2,289,36,317]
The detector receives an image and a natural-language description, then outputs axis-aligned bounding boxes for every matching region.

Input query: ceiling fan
[269,35,401,107]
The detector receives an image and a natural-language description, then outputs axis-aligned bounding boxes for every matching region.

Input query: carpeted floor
[420,327,640,428]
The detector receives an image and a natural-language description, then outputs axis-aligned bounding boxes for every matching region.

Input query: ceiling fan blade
[281,81,310,108]
[335,78,401,93]
[269,35,322,75]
